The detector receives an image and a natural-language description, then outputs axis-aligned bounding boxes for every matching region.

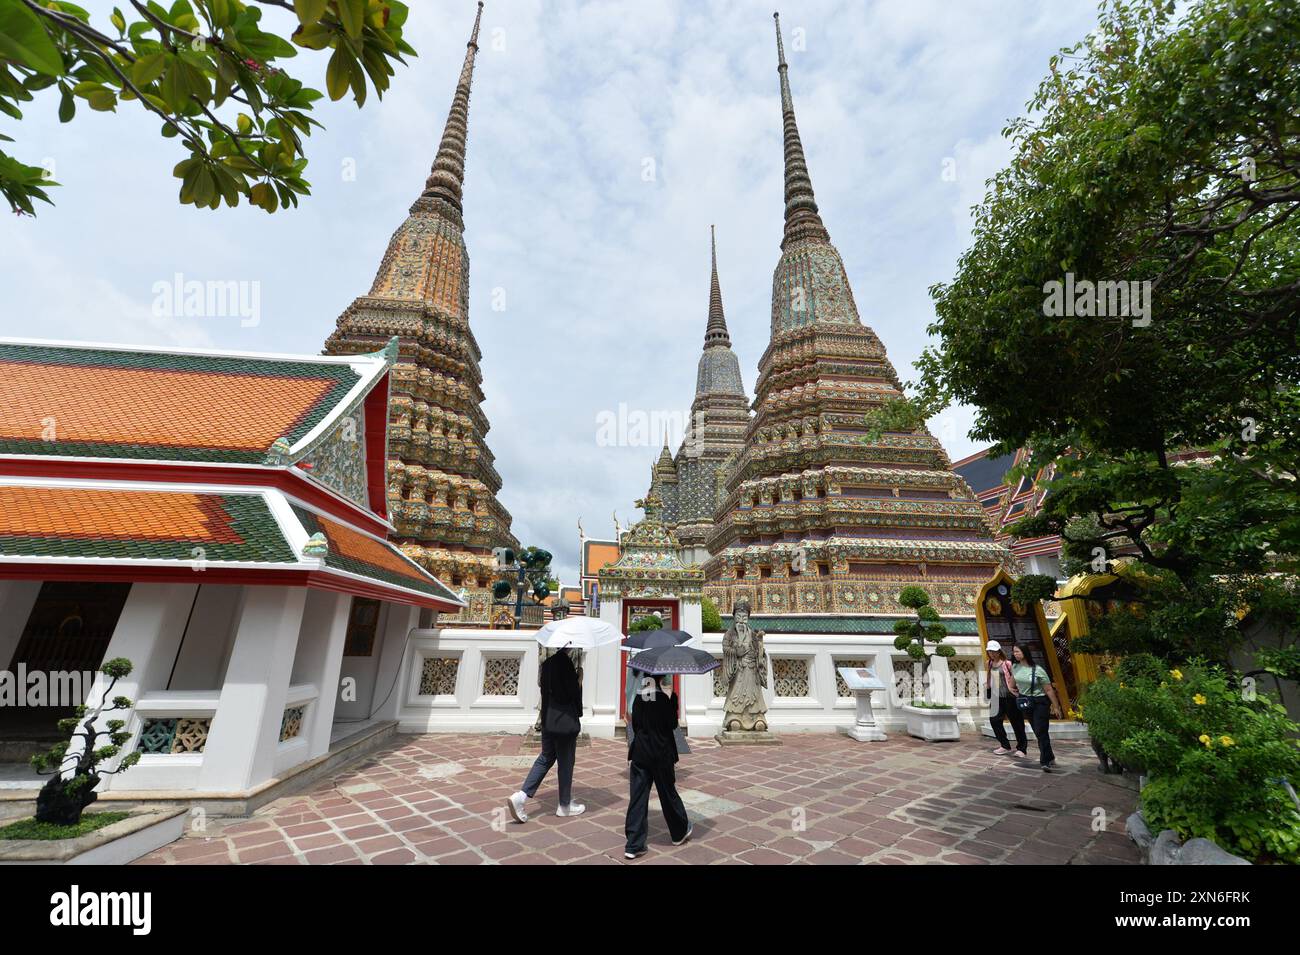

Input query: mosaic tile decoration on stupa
[0,486,297,563]
[697,14,1015,624]
[320,5,516,628]
[291,504,461,603]
[0,342,360,463]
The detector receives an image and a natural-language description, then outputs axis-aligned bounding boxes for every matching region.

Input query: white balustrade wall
[394,628,992,738]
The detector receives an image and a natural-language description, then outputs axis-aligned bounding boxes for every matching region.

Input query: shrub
[701,597,723,633]
[1080,656,1300,863]
[629,614,664,633]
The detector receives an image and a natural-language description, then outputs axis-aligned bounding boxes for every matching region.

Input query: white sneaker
[506,791,529,823]
[556,802,586,817]
[992,747,1012,755]
[672,823,694,847]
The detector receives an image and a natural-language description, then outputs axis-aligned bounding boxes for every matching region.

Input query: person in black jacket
[623,674,692,859]
[507,648,584,822]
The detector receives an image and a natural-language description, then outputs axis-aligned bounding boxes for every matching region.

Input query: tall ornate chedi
[324,2,517,622]
[647,227,751,565]
[701,15,1010,627]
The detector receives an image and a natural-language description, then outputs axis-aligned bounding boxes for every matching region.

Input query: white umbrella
[533,616,624,649]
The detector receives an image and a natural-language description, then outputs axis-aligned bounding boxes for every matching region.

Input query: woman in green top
[1010,644,1063,771]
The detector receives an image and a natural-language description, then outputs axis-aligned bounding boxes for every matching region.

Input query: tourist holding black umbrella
[621,644,717,860]
[622,628,695,747]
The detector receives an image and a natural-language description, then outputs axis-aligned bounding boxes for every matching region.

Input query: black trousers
[521,731,576,805]
[1025,696,1055,766]
[625,761,689,851]
[988,693,1028,752]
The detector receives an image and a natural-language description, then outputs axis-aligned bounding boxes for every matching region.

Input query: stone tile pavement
[135,732,1142,865]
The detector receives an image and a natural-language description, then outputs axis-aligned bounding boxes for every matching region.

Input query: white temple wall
[684,633,986,738]
[91,582,202,791]
[289,589,350,761]
[167,584,242,690]
[195,586,307,793]
[366,603,419,724]
[393,627,545,734]
[388,626,990,739]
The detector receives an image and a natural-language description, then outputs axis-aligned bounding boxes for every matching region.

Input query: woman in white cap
[985,641,1028,759]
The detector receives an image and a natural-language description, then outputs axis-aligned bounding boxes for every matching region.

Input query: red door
[620,599,679,721]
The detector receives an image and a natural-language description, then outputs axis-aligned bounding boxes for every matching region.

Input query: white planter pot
[901,703,961,741]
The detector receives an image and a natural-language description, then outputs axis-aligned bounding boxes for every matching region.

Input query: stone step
[0,739,57,763]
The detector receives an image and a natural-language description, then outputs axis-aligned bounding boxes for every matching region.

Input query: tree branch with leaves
[0,0,417,215]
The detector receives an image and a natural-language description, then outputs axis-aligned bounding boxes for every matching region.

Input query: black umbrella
[627,644,720,676]
[622,628,695,651]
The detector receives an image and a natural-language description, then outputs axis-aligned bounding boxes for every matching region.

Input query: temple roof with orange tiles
[0,337,464,611]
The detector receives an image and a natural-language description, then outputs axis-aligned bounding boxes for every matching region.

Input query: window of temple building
[343,597,382,656]
[818,563,831,576]
[760,566,772,578]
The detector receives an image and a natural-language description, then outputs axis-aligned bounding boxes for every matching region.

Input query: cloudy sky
[0,0,1103,584]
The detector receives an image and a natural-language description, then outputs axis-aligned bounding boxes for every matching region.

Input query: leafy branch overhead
[0,0,417,215]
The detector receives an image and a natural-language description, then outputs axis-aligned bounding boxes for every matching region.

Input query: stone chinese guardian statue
[722,599,769,733]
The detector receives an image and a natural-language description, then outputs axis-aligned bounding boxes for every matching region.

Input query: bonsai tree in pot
[893,586,956,704]
[893,587,961,740]
[30,657,140,825]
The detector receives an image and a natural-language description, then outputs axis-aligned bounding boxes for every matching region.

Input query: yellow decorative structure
[1049,572,1128,687]
[973,568,1075,713]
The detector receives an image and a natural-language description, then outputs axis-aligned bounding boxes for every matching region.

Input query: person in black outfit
[624,675,692,859]
[507,648,585,822]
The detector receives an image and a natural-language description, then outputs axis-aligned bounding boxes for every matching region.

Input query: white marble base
[846,724,888,742]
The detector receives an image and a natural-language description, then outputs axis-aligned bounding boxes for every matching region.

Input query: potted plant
[893,586,960,740]
[29,658,140,826]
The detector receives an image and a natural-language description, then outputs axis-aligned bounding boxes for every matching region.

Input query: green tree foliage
[0,0,416,214]
[892,586,954,702]
[701,596,723,633]
[869,0,1300,664]
[629,614,664,633]
[30,657,140,826]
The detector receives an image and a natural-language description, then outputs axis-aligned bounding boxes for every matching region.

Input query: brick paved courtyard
[136,732,1142,865]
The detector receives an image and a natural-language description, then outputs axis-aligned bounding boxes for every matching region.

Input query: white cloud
[0,0,1102,583]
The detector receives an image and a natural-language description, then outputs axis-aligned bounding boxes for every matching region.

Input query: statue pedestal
[519,727,591,750]
[714,731,782,746]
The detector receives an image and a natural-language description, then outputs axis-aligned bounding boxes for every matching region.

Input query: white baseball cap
[986,640,1002,652]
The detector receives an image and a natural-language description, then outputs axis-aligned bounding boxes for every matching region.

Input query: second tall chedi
[325,3,517,626]
[702,15,1011,630]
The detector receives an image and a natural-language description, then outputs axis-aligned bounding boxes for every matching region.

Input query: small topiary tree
[31,657,140,825]
[893,586,955,703]
[629,614,664,633]
[701,597,723,633]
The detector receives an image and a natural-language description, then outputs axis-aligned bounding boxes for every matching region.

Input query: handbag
[543,704,580,735]
[1015,664,1039,713]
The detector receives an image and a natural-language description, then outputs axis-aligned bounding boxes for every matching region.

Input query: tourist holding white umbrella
[505,617,623,824]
